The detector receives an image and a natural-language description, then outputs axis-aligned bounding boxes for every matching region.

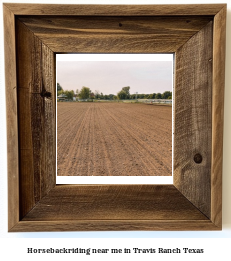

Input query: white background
[0,0,231,260]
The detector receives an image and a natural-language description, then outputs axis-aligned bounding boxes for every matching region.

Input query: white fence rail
[137,99,172,104]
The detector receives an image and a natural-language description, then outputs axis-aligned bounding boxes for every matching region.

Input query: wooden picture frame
[4,3,226,232]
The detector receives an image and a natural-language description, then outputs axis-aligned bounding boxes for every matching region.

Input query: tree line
[57,83,172,100]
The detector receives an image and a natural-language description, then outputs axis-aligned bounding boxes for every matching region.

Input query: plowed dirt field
[57,102,172,176]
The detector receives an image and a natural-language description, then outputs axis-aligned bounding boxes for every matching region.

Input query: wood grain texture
[13,185,218,231]
[18,16,213,53]
[211,5,226,228]
[11,220,219,232]
[40,44,56,198]
[18,16,212,35]
[3,3,225,16]
[16,19,56,219]
[3,4,19,231]
[174,22,213,218]
[36,35,192,53]
[22,185,207,221]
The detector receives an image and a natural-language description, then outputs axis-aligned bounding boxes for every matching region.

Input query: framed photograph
[4,3,226,231]
[56,53,173,185]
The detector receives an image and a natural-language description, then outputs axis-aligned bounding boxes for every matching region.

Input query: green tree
[57,83,64,97]
[108,94,115,100]
[149,93,156,99]
[94,90,100,99]
[117,90,127,100]
[156,93,162,99]
[79,86,90,99]
[57,83,63,92]
[64,90,74,100]
[117,86,130,100]
[57,90,64,96]
[122,86,130,99]
[100,92,104,99]
[162,91,172,99]
[90,92,95,99]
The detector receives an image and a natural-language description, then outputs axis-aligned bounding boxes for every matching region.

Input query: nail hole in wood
[194,153,203,164]
[119,23,122,27]
[40,90,52,99]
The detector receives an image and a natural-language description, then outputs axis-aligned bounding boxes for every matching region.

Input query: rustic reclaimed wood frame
[4,4,226,232]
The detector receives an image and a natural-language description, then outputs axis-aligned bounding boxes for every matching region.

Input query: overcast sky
[56,54,173,95]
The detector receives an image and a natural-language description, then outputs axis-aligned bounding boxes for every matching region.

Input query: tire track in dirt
[57,103,92,175]
[107,107,167,175]
[100,103,171,175]
[119,104,172,171]
[92,105,114,176]
[68,105,98,176]
[57,102,172,176]
[98,103,151,176]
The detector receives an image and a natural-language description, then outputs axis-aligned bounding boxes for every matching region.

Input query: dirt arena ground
[57,102,172,176]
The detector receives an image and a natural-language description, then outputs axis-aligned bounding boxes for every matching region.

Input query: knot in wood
[194,153,203,164]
